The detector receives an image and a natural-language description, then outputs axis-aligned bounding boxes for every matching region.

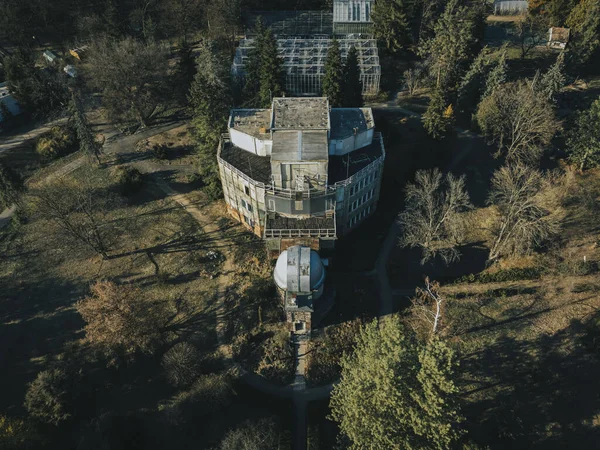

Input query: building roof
[271,97,329,130]
[43,50,57,62]
[329,108,374,139]
[328,134,383,183]
[230,109,271,139]
[219,140,272,184]
[271,130,329,162]
[273,245,325,293]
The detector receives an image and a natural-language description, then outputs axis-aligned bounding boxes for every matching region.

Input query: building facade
[217,97,385,255]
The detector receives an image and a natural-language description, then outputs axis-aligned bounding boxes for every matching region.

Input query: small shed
[43,50,58,64]
[63,65,77,78]
[548,27,570,49]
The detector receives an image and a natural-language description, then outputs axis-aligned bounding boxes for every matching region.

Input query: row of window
[349,172,377,197]
[240,198,253,213]
[348,205,372,228]
[350,189,374,212]
[348,2,370,21]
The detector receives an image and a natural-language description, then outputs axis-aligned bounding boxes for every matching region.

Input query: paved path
[0,118,68,154]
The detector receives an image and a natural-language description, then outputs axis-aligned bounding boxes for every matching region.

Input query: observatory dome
[274,246,325,292]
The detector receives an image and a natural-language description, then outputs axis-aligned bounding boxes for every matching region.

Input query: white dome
[274,246,325,292]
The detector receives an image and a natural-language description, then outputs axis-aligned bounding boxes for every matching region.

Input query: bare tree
[87,37,169,129]
[220,417,281,450]
[487,164,562,262]
[476,81,560,164]
[513,14,547,59]
[403,67,423,97]
[29,173,121,259]
[398,169,472,265]
[409,277,445,337]
[76,280,168,356]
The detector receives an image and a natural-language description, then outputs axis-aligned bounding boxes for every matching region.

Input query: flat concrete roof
[271,97,329,130]
[329,108,374,139]
[271,130,329,162]
[230,109,271,139]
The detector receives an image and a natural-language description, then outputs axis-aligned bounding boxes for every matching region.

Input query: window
[241,199,253,213]
[268,199,275,211]
[367,205,372,214]
[244,185,250,196]
[348,3,352,20]
[366,2,370,21]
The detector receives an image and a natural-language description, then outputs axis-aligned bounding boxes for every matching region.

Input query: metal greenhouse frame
[233,37,381,96]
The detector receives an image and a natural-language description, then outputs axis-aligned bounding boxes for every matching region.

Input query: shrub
[162,342,201,387]
[455,267,543,284]
[35,125,77,159]
[24,368,77,425]
[152,144,169,160]
[0,415,38,449]
[220,417,282,450]
[557,260,599,276]
[114,166,144,196]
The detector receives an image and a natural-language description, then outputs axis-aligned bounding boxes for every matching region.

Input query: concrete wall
[328,129,373,156]
[229,128,272,156]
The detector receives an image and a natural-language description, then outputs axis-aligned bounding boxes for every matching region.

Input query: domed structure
[274,246,325,293]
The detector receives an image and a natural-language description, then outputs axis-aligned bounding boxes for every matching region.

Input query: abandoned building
[233,0,380,96]
[217,97,385,333]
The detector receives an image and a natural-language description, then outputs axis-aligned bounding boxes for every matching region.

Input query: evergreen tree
[538,52,566,104]
[257,28,284,108]
[342,46,363,107]
[423,88,453,139]
[188,41,231,199]
[418,0,478,91]
[70,92,102,165]
[0,161,24,210]
[330,316,464,450]
[371,0,415,51]
[456,47,491,116]
[567,97,600,171]
[322,38,344,107]
[566,0,600,66]
[482,51,508,99]
[243,18,266,106]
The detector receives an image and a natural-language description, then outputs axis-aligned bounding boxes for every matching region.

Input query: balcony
[264,213,336,239]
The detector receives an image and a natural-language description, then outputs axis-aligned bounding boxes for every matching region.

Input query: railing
[264,228,337,239]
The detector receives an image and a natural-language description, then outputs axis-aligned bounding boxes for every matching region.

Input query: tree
[418,0,478,90]
[0,162,24,210]
[371,0,415,51]
[514,14,547,59]
[329,316,464,450]
[189,40,232,148]
[567,97,600,170]
[76,280,167,356]
[566,0,600,65]
[162,342,201,387]
[456,47,492,117]
[87,37,169,129]
[342,46,363,107]
[476,81,560,163]
[24,368,78,426]
[398,169,471,265]
[423,89,454,140]
[537,52,566,104]
[482,50,508,99]
[487,164,561,261]
[257,28,284,108]
[220,418,281,450]
[322,38,344,107]
[70,92,103,164]
[29,171,121,259]
[403,66,425,97]
[162,0,202,44]
[0,415,38,449]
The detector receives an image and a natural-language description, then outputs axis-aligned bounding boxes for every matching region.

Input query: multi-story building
[217,97,385,255]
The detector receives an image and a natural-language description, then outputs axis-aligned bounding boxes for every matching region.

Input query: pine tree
[70,92,102,165]
[243,18,265,106]
[567,97,600,171]
[371,0,415,51]
[456,47,491,116]
[423,88,453,139]
[482,51,508,99]
[188,41,231,199]
[257,28,284,108]
[329,315,464,450]
[0,161,24,210]
[322,38,344,107]
[538,52,566,104]
[566,0,600,66]
[342,46,363,107]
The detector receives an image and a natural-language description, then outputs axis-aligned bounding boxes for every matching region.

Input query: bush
[24,368,79,425]
[0,415,38,449]
[114,166,144,196]
[35,125,77,159]
[557,260,599,276]
[162,342,201,387]
[455,267,543,284]
[152,144,169,160]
